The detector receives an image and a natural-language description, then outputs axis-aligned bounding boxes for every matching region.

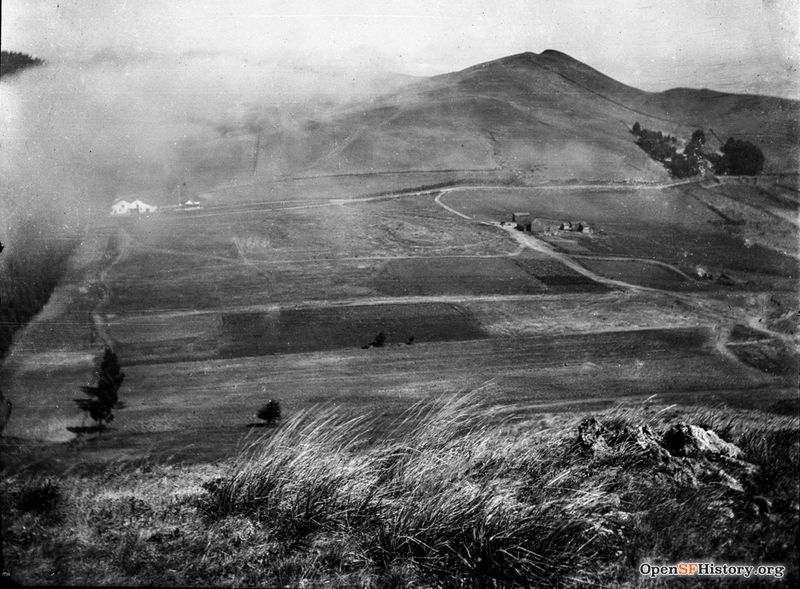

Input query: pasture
[438,185,721,225]
[3,322,792,467]
[438,185,799,286]
[2,177,797,469]
[573,257,692,289]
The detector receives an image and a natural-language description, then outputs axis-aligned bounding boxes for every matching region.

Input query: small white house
[111,200,131,215]
[111,199,157,216]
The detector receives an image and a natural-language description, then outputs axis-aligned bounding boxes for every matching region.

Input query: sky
[2,0,799,97]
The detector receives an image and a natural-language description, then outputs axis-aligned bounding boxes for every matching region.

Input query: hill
[247,50,798,183]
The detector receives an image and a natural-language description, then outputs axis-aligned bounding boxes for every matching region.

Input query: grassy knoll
[3,394,797,587]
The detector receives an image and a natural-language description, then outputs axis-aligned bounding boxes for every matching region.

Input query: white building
[111,199,157,215]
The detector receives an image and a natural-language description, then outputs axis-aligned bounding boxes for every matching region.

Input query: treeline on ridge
[631,121,765,178]
[0,51,45,78]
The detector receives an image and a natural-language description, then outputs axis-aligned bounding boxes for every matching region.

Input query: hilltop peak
[493,50,583,67]
[453,49,595,77]
[539,49,573,59]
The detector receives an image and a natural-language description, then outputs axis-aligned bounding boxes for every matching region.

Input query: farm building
[111,199,157,215]
[180,199,202,209]
[558,221,592,233]
[511,212,532,232]
[111,200,131,215]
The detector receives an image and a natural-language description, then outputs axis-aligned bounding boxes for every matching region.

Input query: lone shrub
[257,400,282,424]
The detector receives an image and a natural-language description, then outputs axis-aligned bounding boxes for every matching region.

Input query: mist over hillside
[1,47,797,323]
[0,49,412,355]
[2,47,796,229]
[0,50,410,249]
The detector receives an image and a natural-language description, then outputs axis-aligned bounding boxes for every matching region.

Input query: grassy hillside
[240,50,799,183]
[153,50,799,202]
[2,395,797,587]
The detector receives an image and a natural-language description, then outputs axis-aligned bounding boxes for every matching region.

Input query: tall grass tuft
[201,393,623,586]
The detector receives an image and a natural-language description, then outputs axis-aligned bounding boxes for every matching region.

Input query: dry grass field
[2,178,797,467]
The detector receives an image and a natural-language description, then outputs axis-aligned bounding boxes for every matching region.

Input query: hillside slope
[252,50,798,182]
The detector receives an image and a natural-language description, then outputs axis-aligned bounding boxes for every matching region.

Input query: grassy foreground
[2,394,798,587]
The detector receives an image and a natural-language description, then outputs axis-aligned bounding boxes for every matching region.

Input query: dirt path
[440,179,700,192]
[167,178,700,222]
[434,191,473,219]
[571,254,696,281]
[495,223,652,290]
[91,228,131,348]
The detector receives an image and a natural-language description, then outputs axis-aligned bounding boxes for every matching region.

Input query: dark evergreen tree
[74,347,124,427]
[632,121,641,135]
[690,129,706,145]
[684,130,706,157]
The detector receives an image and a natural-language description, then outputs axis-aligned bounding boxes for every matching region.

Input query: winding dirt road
[92,228,131,348]
[430,186,797,370]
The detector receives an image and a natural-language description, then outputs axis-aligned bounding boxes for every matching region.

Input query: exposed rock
[572,417,761,500]
[573,418,758,497]
[577,417,610,454]
[661,423,743,459]
[626,425,662,452]
[715,469,745,493]
[600,421,673,462]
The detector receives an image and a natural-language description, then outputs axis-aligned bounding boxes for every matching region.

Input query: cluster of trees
[631,123,704,178]
[74,347,125,427]
[631,122,764,177]
[0,51,44,78]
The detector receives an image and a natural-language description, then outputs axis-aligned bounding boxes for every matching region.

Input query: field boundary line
[571,254,695,281]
